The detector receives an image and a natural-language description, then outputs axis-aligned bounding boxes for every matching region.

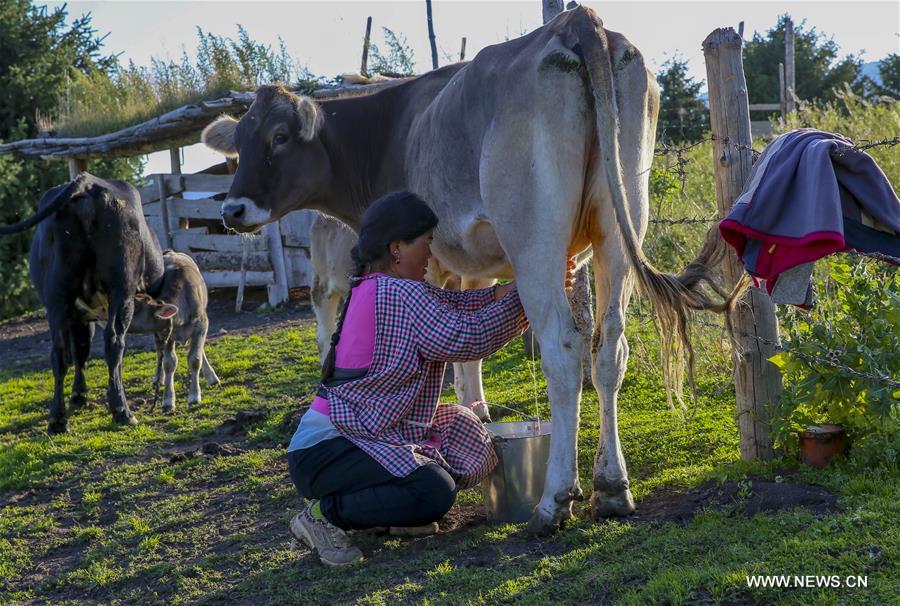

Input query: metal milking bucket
[482,419,552,522]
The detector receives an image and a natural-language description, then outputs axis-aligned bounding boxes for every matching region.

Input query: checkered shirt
[325,275,529,489]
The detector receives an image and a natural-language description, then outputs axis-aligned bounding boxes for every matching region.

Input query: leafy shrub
[770,257,899,449]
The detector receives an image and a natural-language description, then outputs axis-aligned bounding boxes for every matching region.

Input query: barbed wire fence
[634,134,900,395]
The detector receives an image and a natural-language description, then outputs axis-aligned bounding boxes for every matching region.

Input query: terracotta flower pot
[798,424,848,468]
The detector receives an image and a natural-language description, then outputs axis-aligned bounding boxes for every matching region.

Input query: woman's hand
[565,257,577,293]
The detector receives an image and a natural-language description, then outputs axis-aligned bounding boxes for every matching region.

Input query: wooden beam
[703,27,780,462]
[172,233,268,253]
[0,82,409,159]
[203,270,274,288]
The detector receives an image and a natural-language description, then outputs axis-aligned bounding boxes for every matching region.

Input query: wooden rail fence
[139,173,315,309]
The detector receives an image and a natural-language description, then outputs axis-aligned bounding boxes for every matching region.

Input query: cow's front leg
[187,321,209,407]
[590,250,635,518]
[70,321,94,410]
[516,275,584,535]
[104,295,137,426]
[160,338,177,413]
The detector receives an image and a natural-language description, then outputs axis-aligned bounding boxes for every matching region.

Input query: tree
[0,1,141,318]
[876,53,900,98]
[743,15,862,108]
[368,28,416,76]
[655,57,708,142]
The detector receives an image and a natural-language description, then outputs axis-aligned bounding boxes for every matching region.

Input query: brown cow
[202,6,738,533]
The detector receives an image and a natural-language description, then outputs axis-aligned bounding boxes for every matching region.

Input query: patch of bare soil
[0,289,315,373]
[632,477,840,524]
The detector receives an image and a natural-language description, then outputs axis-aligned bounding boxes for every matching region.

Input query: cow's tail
[571,7,750,400]
[0,175,84,235]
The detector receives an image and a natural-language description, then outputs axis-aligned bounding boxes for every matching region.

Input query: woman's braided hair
[320,191,438,382]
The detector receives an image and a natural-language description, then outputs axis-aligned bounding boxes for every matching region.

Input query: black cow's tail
[570,6,751,402]
[0,176,83,235]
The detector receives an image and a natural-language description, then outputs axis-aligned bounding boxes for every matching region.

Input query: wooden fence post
[426,0,438,70]
[785,17,795,113]
[361,16,372,77]
[170,147,188,230]
[67,157,86,180]
[155,173,173,249]
[265,222,290,308]
[703,27,780,461]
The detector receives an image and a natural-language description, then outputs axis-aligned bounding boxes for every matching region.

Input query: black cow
[1,172,165,433]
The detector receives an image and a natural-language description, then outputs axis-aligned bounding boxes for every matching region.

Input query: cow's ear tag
[156,304,178,319]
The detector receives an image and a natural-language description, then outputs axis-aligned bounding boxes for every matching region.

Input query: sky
[40,0,900,175]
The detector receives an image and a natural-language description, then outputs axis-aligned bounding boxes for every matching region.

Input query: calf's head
[131,294,179,336]
[201,85,331,233]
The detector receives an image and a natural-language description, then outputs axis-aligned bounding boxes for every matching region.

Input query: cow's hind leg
[311,276,345,364]
[104,294,137,426]
[70,321,94,409]
[589,236,636,518]
[47,307,71,434]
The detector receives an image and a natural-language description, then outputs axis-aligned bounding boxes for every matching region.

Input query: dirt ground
[0,288,316,374]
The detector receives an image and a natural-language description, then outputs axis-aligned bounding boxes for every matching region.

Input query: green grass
[1,322,897,605]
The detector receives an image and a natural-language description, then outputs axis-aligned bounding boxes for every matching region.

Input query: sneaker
[290,502,363,567]
[389,522,439,537]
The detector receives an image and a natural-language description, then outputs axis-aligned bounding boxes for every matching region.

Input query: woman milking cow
[286,191,576,566]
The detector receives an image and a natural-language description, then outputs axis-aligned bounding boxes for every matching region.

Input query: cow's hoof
[187,398,200,410]
[48,419,68,434]
[69,393,88,409]
[162,404,176,415]
[590,488,635,519]
[112,408,138,426]
[525,504,569,536]
[469,401,491,422]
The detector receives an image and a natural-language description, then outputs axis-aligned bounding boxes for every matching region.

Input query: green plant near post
[769,257,899,454]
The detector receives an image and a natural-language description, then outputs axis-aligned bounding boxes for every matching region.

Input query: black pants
[288,437,457,530]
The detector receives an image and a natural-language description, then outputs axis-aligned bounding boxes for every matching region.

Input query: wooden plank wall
[139,173,316,303]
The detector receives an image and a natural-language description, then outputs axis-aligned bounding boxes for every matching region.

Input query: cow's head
[201,85,331,233]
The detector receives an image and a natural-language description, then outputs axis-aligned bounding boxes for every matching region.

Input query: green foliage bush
[55,25,317,138]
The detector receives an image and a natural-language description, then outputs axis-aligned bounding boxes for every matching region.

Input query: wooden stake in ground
[703,27,779,461]
[784,17,796,113]
[361,16,372,77]
[425,0,438,70]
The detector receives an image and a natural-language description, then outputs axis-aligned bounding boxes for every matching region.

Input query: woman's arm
[408,283,528,362]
